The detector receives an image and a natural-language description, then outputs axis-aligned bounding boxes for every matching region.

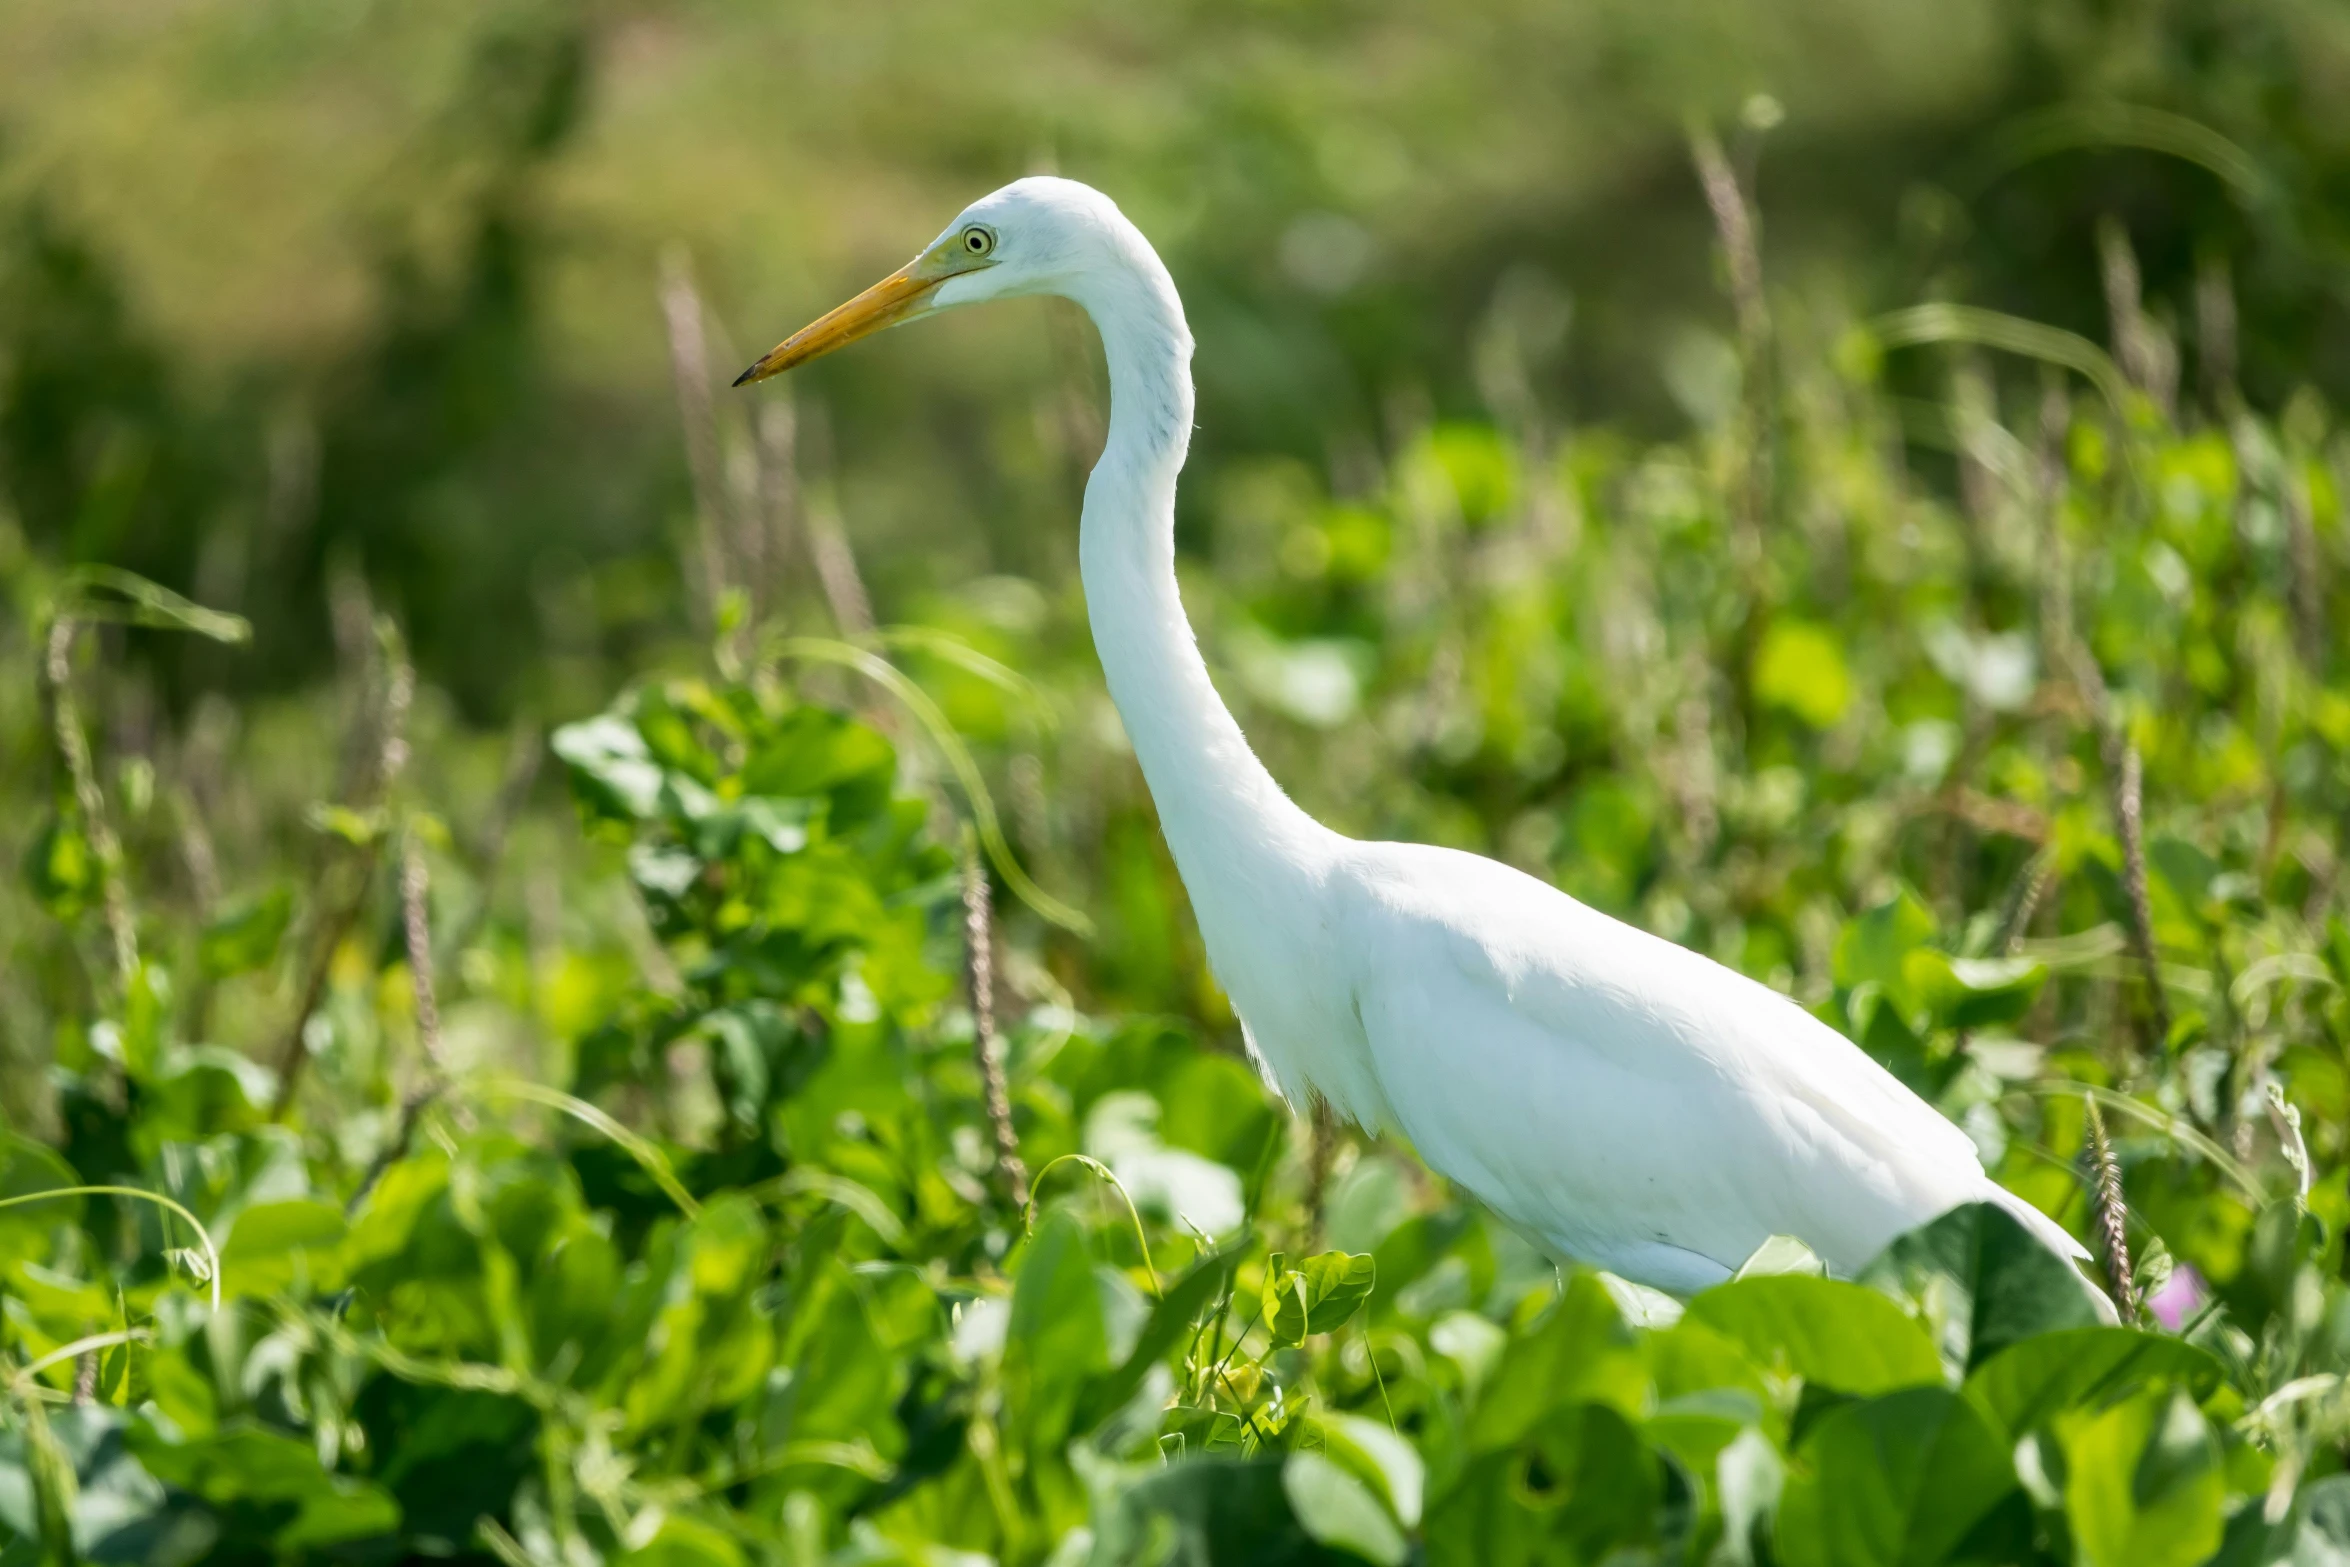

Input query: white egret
[738,177,2092,1295]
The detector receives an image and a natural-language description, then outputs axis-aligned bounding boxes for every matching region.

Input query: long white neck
[1065,233,1334,945]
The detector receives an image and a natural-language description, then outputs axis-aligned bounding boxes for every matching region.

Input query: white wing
[1334,840,2081,1291]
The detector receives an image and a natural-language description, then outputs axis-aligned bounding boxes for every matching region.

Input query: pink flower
[2147,1263,2207,1332]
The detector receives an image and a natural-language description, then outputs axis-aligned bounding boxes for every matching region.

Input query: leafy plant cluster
[9,113,2350,1567]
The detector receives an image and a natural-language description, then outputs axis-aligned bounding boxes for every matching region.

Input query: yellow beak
[734,259,944,386]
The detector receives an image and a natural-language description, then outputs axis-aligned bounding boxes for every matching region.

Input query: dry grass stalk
[2111,740,2171,1046]
[1303,1097,1339,1253]
[788,401,877,639]
[1687,123,1766,355]
[347,828,454,1214]
[962,832,1027,1201]
[2097,217,2177,418]
[1687,118,1775,750]
[2035,376,2077,661]
[42,616,138,985]
[2196,253,2237,407]
[2283,470,2324,669]
[1994,847,2058,954]
[274,618,415,1117]
[2083,1095,2138,1320]
[400,833,446,1077]
[660,246,734,633]
[753,398,800,623]
[2032,377,2169,1048]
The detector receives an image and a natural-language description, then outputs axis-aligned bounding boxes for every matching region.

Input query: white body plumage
[745,175,2091,1294]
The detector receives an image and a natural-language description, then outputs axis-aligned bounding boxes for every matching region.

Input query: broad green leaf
[1924,953,2049,1031]
[1685,1275,1942,1395]
[741,708,896,821]
[2059,1387,2225,1567]
[1101,1457,1320,1562]
[1776,1386,2023,1567]
[1426,1401,1662,1567]
[1316,1412,1425,1529]
[1262,1249,1376,1346]
[1859,1199,2105,1373]
[1007,1210,1110,1449]
[1285,1451,1407,1566]
[0,1133,83,1261]
[1834,886,1937,984]
[1963,1328,2225,1442]
[217,1199,347,1299]
[552,714,666,820]
[1467,1271,1649,1449]
[0,1404,192,1564]
[197,888,291,979]
[128,1418,399,1552]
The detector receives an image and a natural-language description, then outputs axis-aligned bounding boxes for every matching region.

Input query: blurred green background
[6,0,2348,717]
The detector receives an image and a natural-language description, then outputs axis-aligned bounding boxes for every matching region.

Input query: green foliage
[9,25,2350,1556]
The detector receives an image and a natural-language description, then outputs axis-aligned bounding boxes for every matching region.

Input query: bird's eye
[961,226,995,257]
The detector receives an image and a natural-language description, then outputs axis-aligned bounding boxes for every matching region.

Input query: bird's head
[734,176,1127,386]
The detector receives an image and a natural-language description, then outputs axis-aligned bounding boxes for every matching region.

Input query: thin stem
[1303,1098,1337,1253]
[1687,118,1774,750]
[42,617,137,985]
[754,398,799,623]
[1995,847,2059,955]
[2110,740,2171,1047]
[274,617,414,1117]
[661,246,733,635]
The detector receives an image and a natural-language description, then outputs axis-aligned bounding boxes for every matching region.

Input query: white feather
[908,177,2093,1295]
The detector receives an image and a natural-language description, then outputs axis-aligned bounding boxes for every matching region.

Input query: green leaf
[1467,1271,1648,1450]
[1753,619,1854,728]
[0,1404,199,1565]
[0,1132,84,1260]
[1859,1199,2104,1373]
[1834,886,1939,1004]
[1963,1328,2225,1443]
[2059,1387,2226,1567]
[1315,1412,1425,1529]
[128,1417,399,1552]
[741,707,896,821]
[197,888,291,979]
[305,803,386,846]
[1426,1402,1662,1567]
[1007,1211,1110,1449]
[217,1199,348,1299]
[1285,1451,1407,1566]
[1684,1275,1943,1396]
[1926,954,2049,1031]
[615,1513,749,1567]
[2296,1474,2350,1563]
[1262,1250,1377,1347]
[55,566,250,643]
[1101,1457,1323,1562]
[1776,1386,2023,1567]
[1074,1244,1238,1435]
[23,814,98,916]
[552,714,666,820]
